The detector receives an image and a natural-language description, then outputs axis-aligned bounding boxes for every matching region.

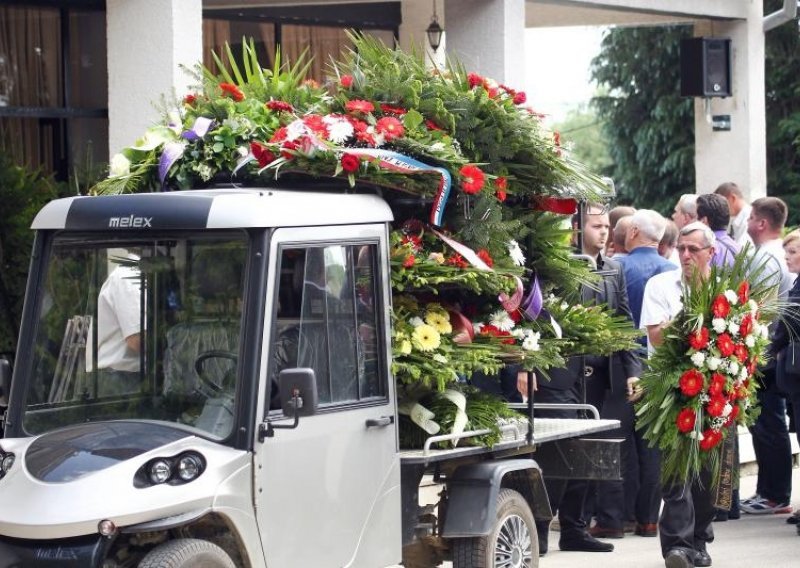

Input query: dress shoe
[635,522,658,537]
[693,549,712,567]
[589,525,625,539]
[559,533,614,552]
[623,520,637,533]
[665,548,694,568]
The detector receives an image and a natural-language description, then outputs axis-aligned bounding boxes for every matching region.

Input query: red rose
[219,82,244,102]
[716,333,735,358]
[709,373,727,396]
[679,369,704,397]
[266,100,293,113]
[380,104,407,116]
[403,255,415,268]
[467,72,483,89]
[676,408,697,433]
[250,142,276,168]
[706,395,727,417]
[699,429,723,451]
[738,281,750,304]
[739,313,753,337]
[513,91,527,105]
[460,165,485,194]
[688,327,710,350]
[375,116,405,141]
[340,153,361,173]
[711,295,731,318]
[340,74,353,88]
[477,249,494,268]
[183,93,197,106]
[733,343,749,363]
[345,99,375,114]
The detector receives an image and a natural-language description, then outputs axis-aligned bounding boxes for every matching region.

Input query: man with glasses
[640,222,717,568]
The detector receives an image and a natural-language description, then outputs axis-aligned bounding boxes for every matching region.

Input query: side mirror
[0,358,10,406]
[279,368,318,417]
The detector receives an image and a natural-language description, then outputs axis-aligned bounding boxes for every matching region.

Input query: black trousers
[750,375,792,504]
[659,467,716,557]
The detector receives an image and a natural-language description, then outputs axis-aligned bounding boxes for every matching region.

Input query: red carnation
[380,104,407,116]
[513,91,527,105]
[467,72,483,89]
[711,295,731,318]
[183,93,197,106]
[699,429,723,451]
[340,153,361,173]
[709,373,727,396]
[267,100,293,112]
[446,253,468,268]
[345,99,375,114]
[679,369,704,397]
[403,255,416,268]
[706,395,727,418]
[460,164,485,194]
[250,142,276,168]
[738,281,750,304]
[733,343,749,363]
[739,313,753,337]
[496,190,507,202]
[340,74,353,88]
[219,82,244,102]
[477,249,494,268]
[376,116,405,141]
[716,333,735,358]
[688,327,710,351]
[495,176,508,191]
[676,408,696,433]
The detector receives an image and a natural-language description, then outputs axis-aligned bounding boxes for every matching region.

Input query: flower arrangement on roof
[636,252,781,485]
[92,34,642,447]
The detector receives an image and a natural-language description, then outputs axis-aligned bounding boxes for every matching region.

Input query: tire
[138,538,236,568]
[452,489,538,568]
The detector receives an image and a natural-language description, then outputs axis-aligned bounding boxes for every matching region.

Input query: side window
[270,243,383,409]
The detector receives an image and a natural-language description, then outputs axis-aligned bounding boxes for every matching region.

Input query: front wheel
[138,538,235,568]
[452,488,538,568]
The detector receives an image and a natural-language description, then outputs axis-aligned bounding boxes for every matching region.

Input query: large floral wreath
[636,252,781,484]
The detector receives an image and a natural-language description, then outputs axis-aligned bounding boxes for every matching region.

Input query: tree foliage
[590,25,695,214]
[552,104,613,176]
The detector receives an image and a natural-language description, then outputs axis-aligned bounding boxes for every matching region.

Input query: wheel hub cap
[494,514,532,567]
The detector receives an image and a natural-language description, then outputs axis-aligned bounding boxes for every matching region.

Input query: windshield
[23,231,248,439]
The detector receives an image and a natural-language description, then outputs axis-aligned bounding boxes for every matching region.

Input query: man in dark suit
[535,203,641,554]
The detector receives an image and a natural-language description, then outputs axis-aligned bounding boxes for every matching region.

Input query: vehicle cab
[0,186,402,567]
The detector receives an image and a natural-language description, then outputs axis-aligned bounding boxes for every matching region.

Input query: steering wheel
[194,350,237,394]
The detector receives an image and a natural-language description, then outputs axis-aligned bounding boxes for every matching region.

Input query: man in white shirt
[640,222,717,568]
[740,197,794,516]
[714,182,754,248]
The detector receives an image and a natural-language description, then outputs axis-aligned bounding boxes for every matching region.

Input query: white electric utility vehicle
[0,187,619,568]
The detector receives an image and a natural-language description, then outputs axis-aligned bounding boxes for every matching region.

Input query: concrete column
[106,0,202,158]
[693,5,767,200]
[400,0,447,69]
[443,0,526,88]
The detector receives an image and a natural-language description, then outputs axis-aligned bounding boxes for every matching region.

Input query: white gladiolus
[691,352,706,368]
[706,356,721,371]
[724,290,738,305]
[712,318,727,334]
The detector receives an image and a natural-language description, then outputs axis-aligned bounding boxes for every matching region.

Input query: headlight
[135,452,206,488]
[0,451,13,479]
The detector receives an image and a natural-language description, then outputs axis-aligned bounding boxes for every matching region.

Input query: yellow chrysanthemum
[412,324,441,352]
[425,311,452,334]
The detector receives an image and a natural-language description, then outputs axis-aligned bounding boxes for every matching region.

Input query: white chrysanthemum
[706,356,721,371]
[739,366,749,382]
[324,117,354,144]
[508,240,526,266]
[691,351,706,368]
[511,329,527,339]
[728,360,740,375]
[745,335,756,348]
[489,309,515,332]
[409,316,425,328]
[286,119,308,141]
[728,321,740,337]
[712,318,727,334]
[109,153,131,177]
[522,331,541,352]
[724,290,739,305]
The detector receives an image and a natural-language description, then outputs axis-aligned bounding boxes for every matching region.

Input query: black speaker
[680,37,732,97]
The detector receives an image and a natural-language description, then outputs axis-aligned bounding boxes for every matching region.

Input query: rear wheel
[138,538,235,568]
[452,489,537,568]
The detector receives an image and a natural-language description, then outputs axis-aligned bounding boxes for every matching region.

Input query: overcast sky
[523,26,606,125]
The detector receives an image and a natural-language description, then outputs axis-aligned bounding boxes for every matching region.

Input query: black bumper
[0,534,111,567]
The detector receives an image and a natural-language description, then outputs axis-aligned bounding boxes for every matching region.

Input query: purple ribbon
[159,142,186,185]
[520,274,543,320]
[181,117,214,142]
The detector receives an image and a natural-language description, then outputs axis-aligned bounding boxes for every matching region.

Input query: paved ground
[431,467,800,568]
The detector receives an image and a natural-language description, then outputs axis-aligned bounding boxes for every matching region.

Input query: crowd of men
[533,183,800,568]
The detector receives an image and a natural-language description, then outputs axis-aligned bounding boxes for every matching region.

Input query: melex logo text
[109,215,153,228]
